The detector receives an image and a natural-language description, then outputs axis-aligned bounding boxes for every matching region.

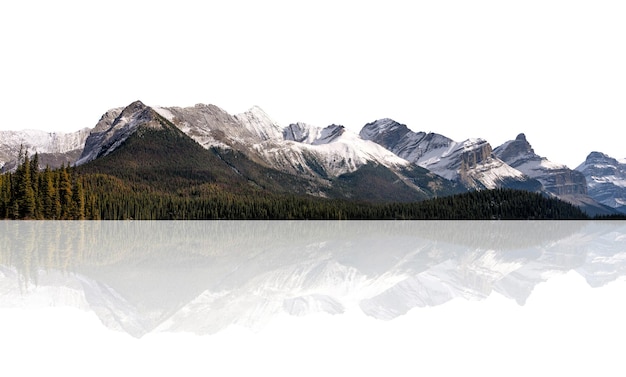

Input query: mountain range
[1,100,624,215]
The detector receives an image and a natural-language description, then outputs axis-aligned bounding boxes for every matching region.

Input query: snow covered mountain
[3,99,623,211]
[576,152,626,214]
[494,133,588,195]
[492,134,618,216]
[0,128,90,172]
[153,104,412,179]
[360,119,539,190]
[74,101,459,201]
[152,102,460,199]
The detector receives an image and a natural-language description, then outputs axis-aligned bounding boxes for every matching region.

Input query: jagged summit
[0,127,90,172]
[76,100,175,165]
[234,105,283,142]
[576,151,626,212]
[493,133,536,165]
[360,119,533,190]
[582,151,615,164]
[494,134,587,196]
[283,122,318,143]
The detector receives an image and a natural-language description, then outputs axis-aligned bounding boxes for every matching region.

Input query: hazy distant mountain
[576,152,626,214]
[0,128,90,172]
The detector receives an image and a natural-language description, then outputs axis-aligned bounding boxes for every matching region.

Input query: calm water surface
[1,221,625,376]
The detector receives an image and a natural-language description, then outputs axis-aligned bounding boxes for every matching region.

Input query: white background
[1,0,625,168]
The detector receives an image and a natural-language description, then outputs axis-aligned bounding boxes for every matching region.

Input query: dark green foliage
[331,163,429,202]
[0,126,592,220]
[0,157,591,220]
[0,156,86,220]
[376,188,590,220]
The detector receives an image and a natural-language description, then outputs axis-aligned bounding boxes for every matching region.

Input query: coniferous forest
[0,149,593,220]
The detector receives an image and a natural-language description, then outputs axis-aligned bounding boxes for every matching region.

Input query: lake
[1,221,625,376]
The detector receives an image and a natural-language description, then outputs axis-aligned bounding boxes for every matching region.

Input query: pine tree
[16,151,36,219]
[58,164,73,219]
[71,176,85,220]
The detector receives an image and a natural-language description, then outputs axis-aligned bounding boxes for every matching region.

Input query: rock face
[576,152,626,212]
[76,101,168,165]
[494,133,588,196]
[74,101,460,201]
[360,119,537,190]
[0,128,90,172]
[154,104,414,180]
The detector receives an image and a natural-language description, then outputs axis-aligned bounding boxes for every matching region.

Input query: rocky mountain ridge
[576,152,626,213]
[0,128,90,172]
[1,100,623,213]
[360,119,540,191]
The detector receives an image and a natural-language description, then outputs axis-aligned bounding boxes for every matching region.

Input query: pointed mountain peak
[585,151,611,162]
[77,101,174,165]
[283,122,319,143]
[234,105,283,141]
[360,118,410,140]
[126,100,147,110]
[313,124,345,145]
[494,133,535,164]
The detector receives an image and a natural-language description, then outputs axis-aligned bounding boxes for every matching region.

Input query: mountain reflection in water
[2,220,626,376]
[1,221,624,338]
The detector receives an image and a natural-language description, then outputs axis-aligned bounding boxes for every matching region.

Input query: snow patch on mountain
[283,122,320,144]
[153,106,176,122]
[76,101,164,165]
[256,127,410,178]
[360,119,531,189]
[234,106,283,142]
[494,133,587,196]
[0,128,91,170]
[576,152,626,210]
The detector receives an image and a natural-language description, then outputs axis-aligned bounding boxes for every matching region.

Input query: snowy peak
[360,118,453,164]
[76,101,170,165]
[0,128,90,171]
[493,133,536,165]
[314,124,345,145]
[576,152,626,211]
[233,105,283,142]
[494,134,586,196]
[579,151,624,168]
[361,120,532,190]
[359,118,413,142]
[283,123,346,145]
[283,122,319,143]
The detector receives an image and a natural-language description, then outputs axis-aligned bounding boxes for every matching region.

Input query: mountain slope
[493,133,588,195]
[0,128,90,172]
[360,119,540,191]
[76,101,322,195]
[151,103,462,200]
[576,152,626,213]
[493,134,618,217]
[76,101,460,203]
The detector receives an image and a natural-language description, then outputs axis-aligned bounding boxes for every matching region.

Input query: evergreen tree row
[0,150,85,219]
[0,153,591,220]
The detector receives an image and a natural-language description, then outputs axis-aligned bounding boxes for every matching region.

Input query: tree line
[0,150,86,219]
[0,151,591,220]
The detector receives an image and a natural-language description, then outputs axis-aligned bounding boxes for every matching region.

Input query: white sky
[1,0,624,168]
